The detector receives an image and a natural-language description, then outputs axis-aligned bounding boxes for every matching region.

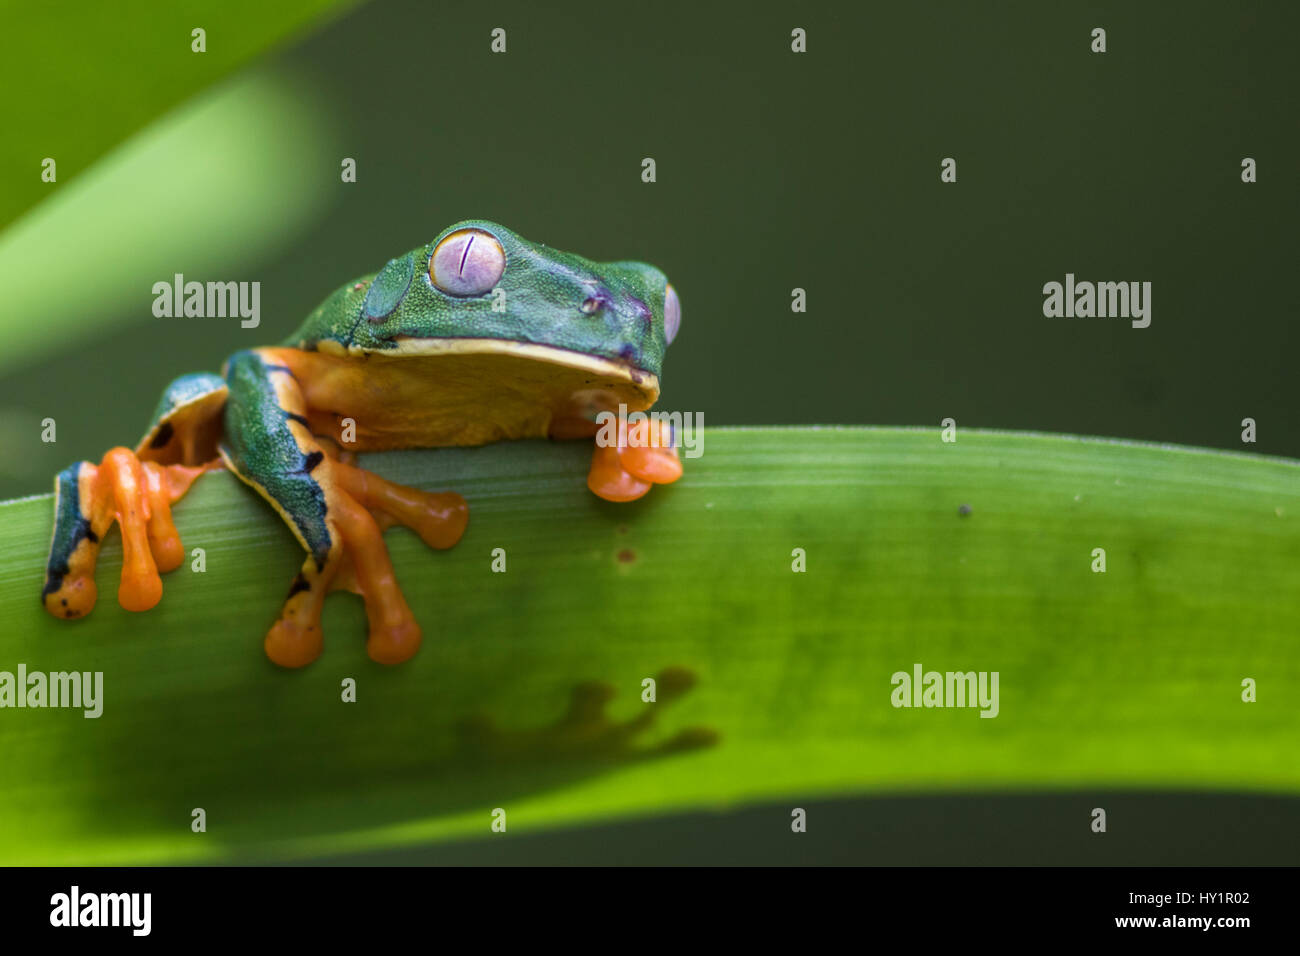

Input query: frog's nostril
[580,296,604,315]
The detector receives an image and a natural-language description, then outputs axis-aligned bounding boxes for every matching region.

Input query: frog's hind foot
[262,459,468,669]
[42,448,214,619]
[221,348,468,668]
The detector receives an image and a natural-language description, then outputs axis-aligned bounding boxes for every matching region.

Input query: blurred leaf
[0,0,357,231]
[0,427,1297,863]
[0,65,340,377]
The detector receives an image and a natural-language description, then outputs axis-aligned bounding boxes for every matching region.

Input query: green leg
[220,349,469,668]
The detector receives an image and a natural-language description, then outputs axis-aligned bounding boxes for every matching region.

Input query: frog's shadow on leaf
[74,665,717,859]
[455,666,719,767]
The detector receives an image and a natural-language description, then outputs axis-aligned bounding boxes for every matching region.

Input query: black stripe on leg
[42,464,94,600]
[149,421,175,449]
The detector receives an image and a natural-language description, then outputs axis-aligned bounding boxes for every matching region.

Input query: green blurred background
[2,0,1297,499]
[1,0,1297,863]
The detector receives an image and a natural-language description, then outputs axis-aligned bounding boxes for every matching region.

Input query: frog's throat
[317,336,660,402]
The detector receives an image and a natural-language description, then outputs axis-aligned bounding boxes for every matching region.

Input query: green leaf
[0,61,344,378]
[0,427,1296,863]
[0,0,357,232]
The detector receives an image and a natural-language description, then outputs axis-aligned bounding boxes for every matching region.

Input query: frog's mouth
[385,335,659,396]
[306,336,660,448]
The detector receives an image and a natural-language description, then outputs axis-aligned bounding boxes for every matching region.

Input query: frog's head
[300,220,680,416]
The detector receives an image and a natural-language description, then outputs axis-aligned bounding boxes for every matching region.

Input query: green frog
[41,220,683,667]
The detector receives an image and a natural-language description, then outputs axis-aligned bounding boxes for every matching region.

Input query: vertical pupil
[459,235,475,276]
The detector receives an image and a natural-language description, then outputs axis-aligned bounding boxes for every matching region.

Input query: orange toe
[367,617,422,666]
[620,444,683,484]
[118,568,163,612]
[44,575,98,619]
[265,616,324,669]
[588,444,652,502]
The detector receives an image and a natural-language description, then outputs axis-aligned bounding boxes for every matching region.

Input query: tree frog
[41,220,683,668]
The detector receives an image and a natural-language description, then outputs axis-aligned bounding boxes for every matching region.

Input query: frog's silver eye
[430,229,506,296]
[664,283,681,345]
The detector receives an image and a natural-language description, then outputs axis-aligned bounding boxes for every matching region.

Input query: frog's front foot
[263,459,468,668]
[587,417,683,502]
[42,448,215,619]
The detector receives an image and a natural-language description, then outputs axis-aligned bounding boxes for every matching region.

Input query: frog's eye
[664,283,681,345]
[430,229,506,296]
